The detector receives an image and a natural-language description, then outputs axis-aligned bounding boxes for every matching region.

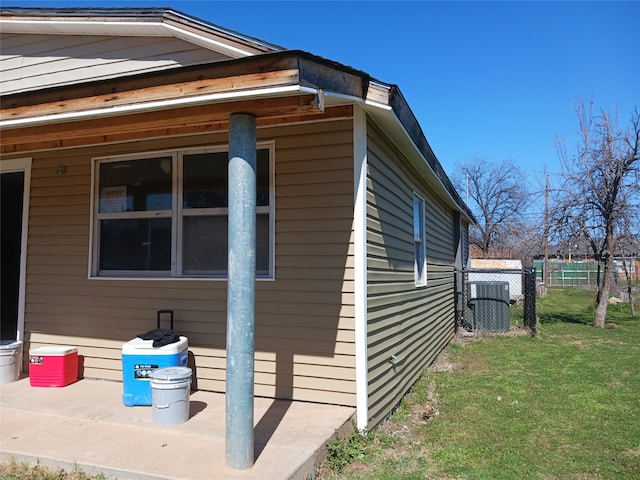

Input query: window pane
[99,218,171,271]
[413,195,426,286]
[415,243,424,278]
[183,150,269,208]
[182,214,270,276]
[257,149,270,206]
[256,213,270,276]
[413,197,421,241]
[183,216,228,275]
[183,152,228,209]
[99,158,172,212]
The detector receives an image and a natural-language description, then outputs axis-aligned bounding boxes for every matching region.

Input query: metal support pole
[226,113,257,470]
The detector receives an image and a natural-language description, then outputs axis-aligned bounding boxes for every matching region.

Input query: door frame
[1,157,31,342]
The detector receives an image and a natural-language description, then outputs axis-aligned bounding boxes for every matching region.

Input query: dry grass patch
[0,458,107,480]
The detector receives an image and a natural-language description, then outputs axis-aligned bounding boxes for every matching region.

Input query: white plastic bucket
[150,366,192,426]
[0,340,23,384]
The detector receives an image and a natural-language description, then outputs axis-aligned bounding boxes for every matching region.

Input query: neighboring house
[0,7,474,430]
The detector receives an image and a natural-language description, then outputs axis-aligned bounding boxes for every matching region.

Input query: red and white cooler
[29,345,78,387]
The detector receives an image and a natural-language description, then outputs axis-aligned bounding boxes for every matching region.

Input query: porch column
[226,113,257,470]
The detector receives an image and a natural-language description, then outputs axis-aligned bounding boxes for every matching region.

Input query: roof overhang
[0,43,475,223]
[0,51,364,129]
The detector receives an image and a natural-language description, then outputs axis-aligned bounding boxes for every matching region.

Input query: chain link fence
[455,268,537,336]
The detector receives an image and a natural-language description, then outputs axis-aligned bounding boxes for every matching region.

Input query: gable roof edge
[0,6,284,56]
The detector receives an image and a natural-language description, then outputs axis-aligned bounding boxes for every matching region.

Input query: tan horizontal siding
[365,122,456,426]
[27,333,124,350]
[190,349,356,369]
[1,34,229,95]
[13,117,357,406]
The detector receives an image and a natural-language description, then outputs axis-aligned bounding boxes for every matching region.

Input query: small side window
[413,194,427,286]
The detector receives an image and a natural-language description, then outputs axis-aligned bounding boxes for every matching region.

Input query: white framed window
[91,144,274,279]
[413,193,427,287]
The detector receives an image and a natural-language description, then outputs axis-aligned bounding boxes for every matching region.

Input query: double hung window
[413,194,427,286]
[92,145,273,279]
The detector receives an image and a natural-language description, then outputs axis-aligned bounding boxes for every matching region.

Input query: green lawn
[321,288,640,479]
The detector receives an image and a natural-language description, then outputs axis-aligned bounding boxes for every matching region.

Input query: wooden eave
[0,51,368,120]
[0,51,368,154]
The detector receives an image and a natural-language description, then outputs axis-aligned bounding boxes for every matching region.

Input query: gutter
[0,85,319,129]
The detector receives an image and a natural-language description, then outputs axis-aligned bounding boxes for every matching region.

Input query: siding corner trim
[353,105,368,431]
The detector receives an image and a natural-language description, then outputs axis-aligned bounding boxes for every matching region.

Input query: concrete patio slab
[0,377,354,480]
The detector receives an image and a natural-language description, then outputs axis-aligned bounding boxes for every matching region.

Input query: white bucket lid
[150,366,192,382]
[29,345,77,356]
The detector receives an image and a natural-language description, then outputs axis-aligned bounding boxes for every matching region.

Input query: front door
[1,160,28,342]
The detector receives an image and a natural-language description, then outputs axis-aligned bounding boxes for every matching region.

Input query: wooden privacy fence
[533,259,639,287]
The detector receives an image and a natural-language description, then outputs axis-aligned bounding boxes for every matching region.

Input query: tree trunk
[594,255,614,328]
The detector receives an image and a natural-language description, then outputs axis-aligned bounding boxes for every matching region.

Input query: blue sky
[5,1,640,210]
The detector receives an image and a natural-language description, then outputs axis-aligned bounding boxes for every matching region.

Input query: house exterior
[0,7,474,430]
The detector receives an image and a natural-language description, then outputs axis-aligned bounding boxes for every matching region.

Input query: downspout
[226,113,257,470]
[353,105,369,431]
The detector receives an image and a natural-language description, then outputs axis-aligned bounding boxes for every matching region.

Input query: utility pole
[544,172,549,286]
[466,173,469,205]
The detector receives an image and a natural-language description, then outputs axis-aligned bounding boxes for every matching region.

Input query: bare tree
[452,158,532,258]
[553,100,640,327]
[505,221,546,267]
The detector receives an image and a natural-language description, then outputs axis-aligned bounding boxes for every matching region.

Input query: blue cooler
[122,310,188,406]
[122,336,188,406]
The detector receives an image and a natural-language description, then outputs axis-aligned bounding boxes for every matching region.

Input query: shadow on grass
[537,288,640,326]
[538,312,592,325]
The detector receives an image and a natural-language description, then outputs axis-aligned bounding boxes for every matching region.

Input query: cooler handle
[157,309,174,330]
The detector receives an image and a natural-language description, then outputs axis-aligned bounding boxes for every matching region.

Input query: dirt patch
[427,342,456,373]
[343,461,373,473]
